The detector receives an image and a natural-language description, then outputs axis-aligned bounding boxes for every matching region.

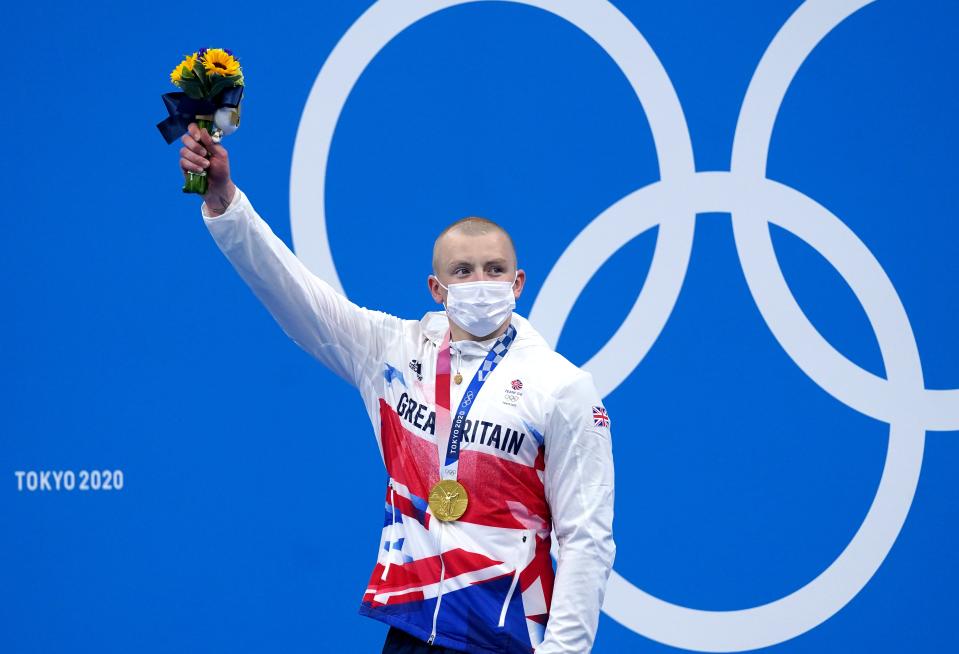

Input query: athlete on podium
[179,123,615,654]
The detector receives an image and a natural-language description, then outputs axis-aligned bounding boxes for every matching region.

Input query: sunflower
[169,52,198,86]
[201,48,241,77]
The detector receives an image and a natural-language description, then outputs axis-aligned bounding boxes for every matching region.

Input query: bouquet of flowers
[157,48,245,194]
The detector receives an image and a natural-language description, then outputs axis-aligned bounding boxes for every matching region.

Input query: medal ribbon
[435,324,517,481]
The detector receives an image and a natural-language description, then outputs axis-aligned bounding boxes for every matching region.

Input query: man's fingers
[180,133,209,158]
[198,127,215,149]
[180,146,210,168]
[180,122,228,180]
[180,157,206,173]
[208,142,227,160]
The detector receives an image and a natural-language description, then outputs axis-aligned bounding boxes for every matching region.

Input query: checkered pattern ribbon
[439,324,518,473]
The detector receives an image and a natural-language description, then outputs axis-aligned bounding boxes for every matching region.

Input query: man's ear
[513,269,526,300]
[428,274,446,305]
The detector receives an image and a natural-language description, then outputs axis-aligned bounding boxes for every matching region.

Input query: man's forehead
[434,229,516,265]
[439,229,510,252]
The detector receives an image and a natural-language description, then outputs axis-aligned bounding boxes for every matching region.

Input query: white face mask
[434,274,518,338]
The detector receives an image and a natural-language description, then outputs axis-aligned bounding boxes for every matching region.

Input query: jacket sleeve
[201,188,404,388]
[537,371,615,653]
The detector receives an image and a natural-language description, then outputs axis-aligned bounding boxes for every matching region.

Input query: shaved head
[432,216,517,274]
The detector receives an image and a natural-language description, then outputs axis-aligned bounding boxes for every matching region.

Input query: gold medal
[428,479,469,522]
[453,372,463,385]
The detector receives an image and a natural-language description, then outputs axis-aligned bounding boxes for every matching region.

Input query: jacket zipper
[427,522,447,645]
[498,530,533,627]
[381,480,397,581]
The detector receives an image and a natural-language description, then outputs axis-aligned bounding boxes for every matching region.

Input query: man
[179,124,615,653]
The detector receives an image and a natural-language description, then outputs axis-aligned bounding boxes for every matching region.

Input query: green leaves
[178,61,241,101]
[207,73,241,99]
[178,66,206,100]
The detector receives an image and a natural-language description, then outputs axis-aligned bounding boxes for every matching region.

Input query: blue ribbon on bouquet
[156,85,243,144]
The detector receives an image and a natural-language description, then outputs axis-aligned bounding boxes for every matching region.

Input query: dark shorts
[381,627,463,654]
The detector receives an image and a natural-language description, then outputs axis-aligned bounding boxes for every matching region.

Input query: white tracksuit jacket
[202,188,615,653]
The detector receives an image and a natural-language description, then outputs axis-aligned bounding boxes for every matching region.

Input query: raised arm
[180,123,403,387]
[539,372,616,653]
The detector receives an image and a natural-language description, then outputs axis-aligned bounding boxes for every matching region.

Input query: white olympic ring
[290,0,959,651]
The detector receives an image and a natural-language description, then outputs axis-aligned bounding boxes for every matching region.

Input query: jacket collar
[419,311,543,354]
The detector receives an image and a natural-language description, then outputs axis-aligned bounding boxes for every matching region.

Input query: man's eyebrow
[445,257,510,270]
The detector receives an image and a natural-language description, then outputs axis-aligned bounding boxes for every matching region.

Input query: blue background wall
[2,1,957,651]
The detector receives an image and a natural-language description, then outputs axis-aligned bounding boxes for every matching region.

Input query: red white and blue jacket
[203,189,615,653]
